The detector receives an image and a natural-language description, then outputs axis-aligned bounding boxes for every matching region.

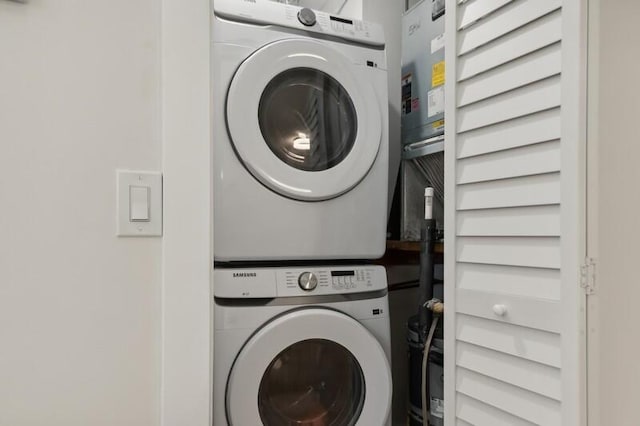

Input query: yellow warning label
[432,61,445,87]
[432,119,445,129]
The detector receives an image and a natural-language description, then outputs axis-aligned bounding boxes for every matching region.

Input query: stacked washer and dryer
[212,0,393,424]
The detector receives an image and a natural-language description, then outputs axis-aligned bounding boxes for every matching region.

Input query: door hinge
[580,257,596,295]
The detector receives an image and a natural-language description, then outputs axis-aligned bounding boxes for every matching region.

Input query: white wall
[0,1,162,425]
[590,1,640,425]
[160,0,212,425]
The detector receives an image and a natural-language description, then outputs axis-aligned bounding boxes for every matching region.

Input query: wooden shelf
[386,240,444,253]
[376,240,444,266]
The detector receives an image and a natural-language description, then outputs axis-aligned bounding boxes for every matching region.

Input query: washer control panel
[214,266,386,298]
[277,266,383,297]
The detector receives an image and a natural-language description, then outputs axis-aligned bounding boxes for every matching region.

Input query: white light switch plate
[117,170,162,237]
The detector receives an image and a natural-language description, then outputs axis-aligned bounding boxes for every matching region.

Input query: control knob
[298,272,318,291]
[297,8,317,27]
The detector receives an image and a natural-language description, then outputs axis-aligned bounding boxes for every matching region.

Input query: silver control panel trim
[214,288,388,307]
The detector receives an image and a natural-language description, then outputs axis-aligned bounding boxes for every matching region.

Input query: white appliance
[212,0,389,261]
[213,265,392,425]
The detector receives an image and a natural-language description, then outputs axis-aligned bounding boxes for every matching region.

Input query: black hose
[418,218,437,341]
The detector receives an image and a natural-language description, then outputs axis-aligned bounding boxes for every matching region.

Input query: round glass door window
[258,68,358,172]
[258,338,365,425]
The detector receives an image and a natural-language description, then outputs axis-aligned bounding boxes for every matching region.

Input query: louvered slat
[457,172,560,210]
[457,108,561,158]
[458,0,561,55]
[457,341,561,400]
[457,10,562,81]
[457,393,536,426]
[457,42,561,106]
[457,0,514,31]
[457,205,561,237]
[456,418,475,426]
[456,368,562,424]
[456,236,561,269]
[457,75,561,133]
[456,262,561,300]
[457,140,561,184]
[456,314,561,368]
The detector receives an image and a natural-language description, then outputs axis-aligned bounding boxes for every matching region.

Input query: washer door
[226,39,382,201]
[226,308,392,425]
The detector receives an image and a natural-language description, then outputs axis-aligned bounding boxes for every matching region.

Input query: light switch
[117,170,162,237]
[129,185,150,222]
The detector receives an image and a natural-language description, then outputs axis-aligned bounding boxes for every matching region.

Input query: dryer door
[226,39,383,201]
[225,308,392,425]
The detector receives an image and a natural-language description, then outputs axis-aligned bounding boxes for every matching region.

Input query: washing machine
[212,0,389,261]
[213,265,392,425]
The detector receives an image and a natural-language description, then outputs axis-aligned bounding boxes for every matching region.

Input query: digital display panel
[331,270,355,277]
[330,16,354,25]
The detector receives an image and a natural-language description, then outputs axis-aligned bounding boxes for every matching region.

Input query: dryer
[213,265,392,425]
[212,0,389,261]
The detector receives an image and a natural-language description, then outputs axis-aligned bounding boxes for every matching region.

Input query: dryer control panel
[213,0,385,47]
[214,265,387,299]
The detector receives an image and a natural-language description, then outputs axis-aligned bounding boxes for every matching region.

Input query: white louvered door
[444,1,587,425]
